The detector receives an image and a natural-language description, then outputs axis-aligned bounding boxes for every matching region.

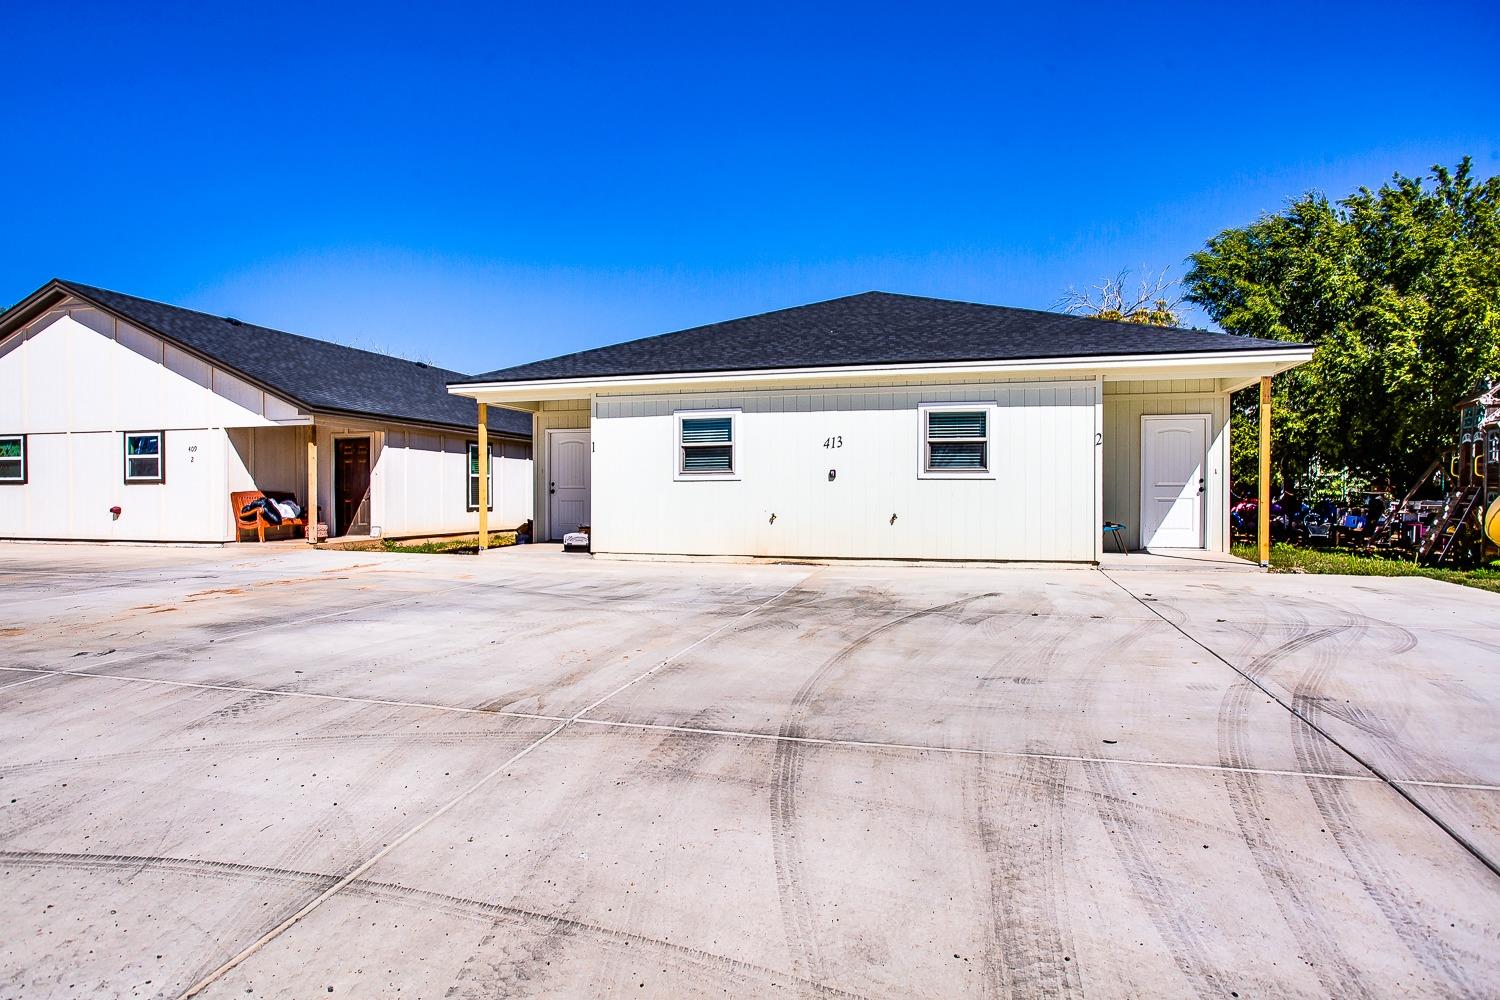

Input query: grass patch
[1232,542,1500,595]
[331,532,518,555]
[384,532,517,555]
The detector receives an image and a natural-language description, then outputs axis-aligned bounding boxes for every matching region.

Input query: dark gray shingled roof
[8,281,528,437]
[454,291,1300,385]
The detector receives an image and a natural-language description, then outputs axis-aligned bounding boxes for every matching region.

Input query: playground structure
[1397,380,1500,566]
[1233,381,1500,567]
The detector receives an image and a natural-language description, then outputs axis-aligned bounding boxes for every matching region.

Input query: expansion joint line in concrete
[1098,569,1500,883]
[5,664,1494,792]
[0,672,52,692]
[175,571,815,1000]
[0,664,561,724]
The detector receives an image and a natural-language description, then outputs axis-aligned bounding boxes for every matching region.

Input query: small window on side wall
[467,442,493,511]
[0,435,25,484]
[919,405,991,478]
[124,431,165,484]
[675,410,738,480]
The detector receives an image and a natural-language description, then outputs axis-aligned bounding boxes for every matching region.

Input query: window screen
[925,410,987,471]
[680,416,734,474]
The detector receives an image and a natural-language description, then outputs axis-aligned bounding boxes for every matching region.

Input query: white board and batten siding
[2,297,535,542]
[1101,380,1231,552]
[377,428,532,536]
[587,379,1102,561]
[1,300,306,541]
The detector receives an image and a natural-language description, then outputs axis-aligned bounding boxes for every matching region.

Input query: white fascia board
[447,347,1314,403]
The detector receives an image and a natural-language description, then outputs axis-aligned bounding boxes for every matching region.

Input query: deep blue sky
[3,1,1495,374]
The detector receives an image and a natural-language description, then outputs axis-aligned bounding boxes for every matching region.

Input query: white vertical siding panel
[588,378,1097,561]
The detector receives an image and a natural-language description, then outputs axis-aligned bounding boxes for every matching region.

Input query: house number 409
[822,436,843,449]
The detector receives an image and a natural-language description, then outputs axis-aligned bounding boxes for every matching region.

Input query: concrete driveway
[1,542,1497,999]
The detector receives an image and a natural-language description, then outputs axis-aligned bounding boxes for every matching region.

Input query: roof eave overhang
[448,347,1315,406]
[303,406,531,439]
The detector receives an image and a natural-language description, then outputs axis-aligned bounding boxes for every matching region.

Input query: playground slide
[1487,495,1500,548]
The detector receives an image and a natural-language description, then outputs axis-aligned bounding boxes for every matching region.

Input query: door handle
[1198,476,1206,496]
[549,482,556,495]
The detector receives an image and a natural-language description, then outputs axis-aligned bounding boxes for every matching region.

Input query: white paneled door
[547,429,591,540]
[1140,414,1208,549]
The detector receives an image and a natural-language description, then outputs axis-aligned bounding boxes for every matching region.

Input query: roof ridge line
[467,290,890,377]
[57,280,471,378]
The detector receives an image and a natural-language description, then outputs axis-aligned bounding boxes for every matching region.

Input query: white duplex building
[451,292,1310,562]
[0,280,532,543]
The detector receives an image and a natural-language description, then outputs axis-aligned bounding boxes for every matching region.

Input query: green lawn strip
[1232,542,1500,595]
[381,532,518,554]
[324,532,518,555]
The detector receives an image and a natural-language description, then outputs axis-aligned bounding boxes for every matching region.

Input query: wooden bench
[231,490,308,543]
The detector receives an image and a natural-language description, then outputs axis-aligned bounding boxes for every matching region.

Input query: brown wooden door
[334,438,372,536]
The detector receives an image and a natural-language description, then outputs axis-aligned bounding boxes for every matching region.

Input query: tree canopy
[1185,158,1500,491]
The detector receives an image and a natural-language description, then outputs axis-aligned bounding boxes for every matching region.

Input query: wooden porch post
[1258,376,1272,567]
[477,403,489,551]
[306,427,319,545]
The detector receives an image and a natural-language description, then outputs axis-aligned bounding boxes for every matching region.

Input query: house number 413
[822,436,843,449]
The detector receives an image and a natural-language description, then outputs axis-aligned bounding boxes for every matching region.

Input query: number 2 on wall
[823,436,843,449]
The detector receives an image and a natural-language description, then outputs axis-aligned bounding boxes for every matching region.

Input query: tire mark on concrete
[0,849,337,891]
[0,728,539,779]
[587,718,729,993]
[444,719,730,996]
[1080,758,1225,998]
[1227,593,1487,994]
[1130,594,1367,995]
[443,918,579,999]
[961,609,1110,998]
[350,877,874,999]
[0,850,871,999]
[769,591,998,991]
[1285,617,1488,999]
[1214,613,1374,998]
[1109,573,1500,989]
[210,714,531,989]
[970,753,1085,998]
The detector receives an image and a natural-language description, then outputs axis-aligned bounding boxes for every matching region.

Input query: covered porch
[464,398,590,547]
[227,421,373,543]
[228,415,533,544]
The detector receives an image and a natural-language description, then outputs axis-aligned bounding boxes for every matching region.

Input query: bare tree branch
[1056,265,1185,327]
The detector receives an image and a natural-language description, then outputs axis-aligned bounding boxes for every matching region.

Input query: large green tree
[1185,158,1500,492]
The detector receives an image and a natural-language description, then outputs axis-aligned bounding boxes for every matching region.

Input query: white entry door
[547,429,591,540]
[1140,415,1208,549]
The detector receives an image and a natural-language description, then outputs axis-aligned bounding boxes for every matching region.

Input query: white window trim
[123,430,166,484]
[466,441,494,512]
[0,434,25,484]
[673,408,740,482]
[916,402,996,480]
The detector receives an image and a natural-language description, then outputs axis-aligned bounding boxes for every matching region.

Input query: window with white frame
[467,442,493,511]
[676,410,737,478]
[920,406,990,476]
[0,435,25,484]
[123,431,165,484]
